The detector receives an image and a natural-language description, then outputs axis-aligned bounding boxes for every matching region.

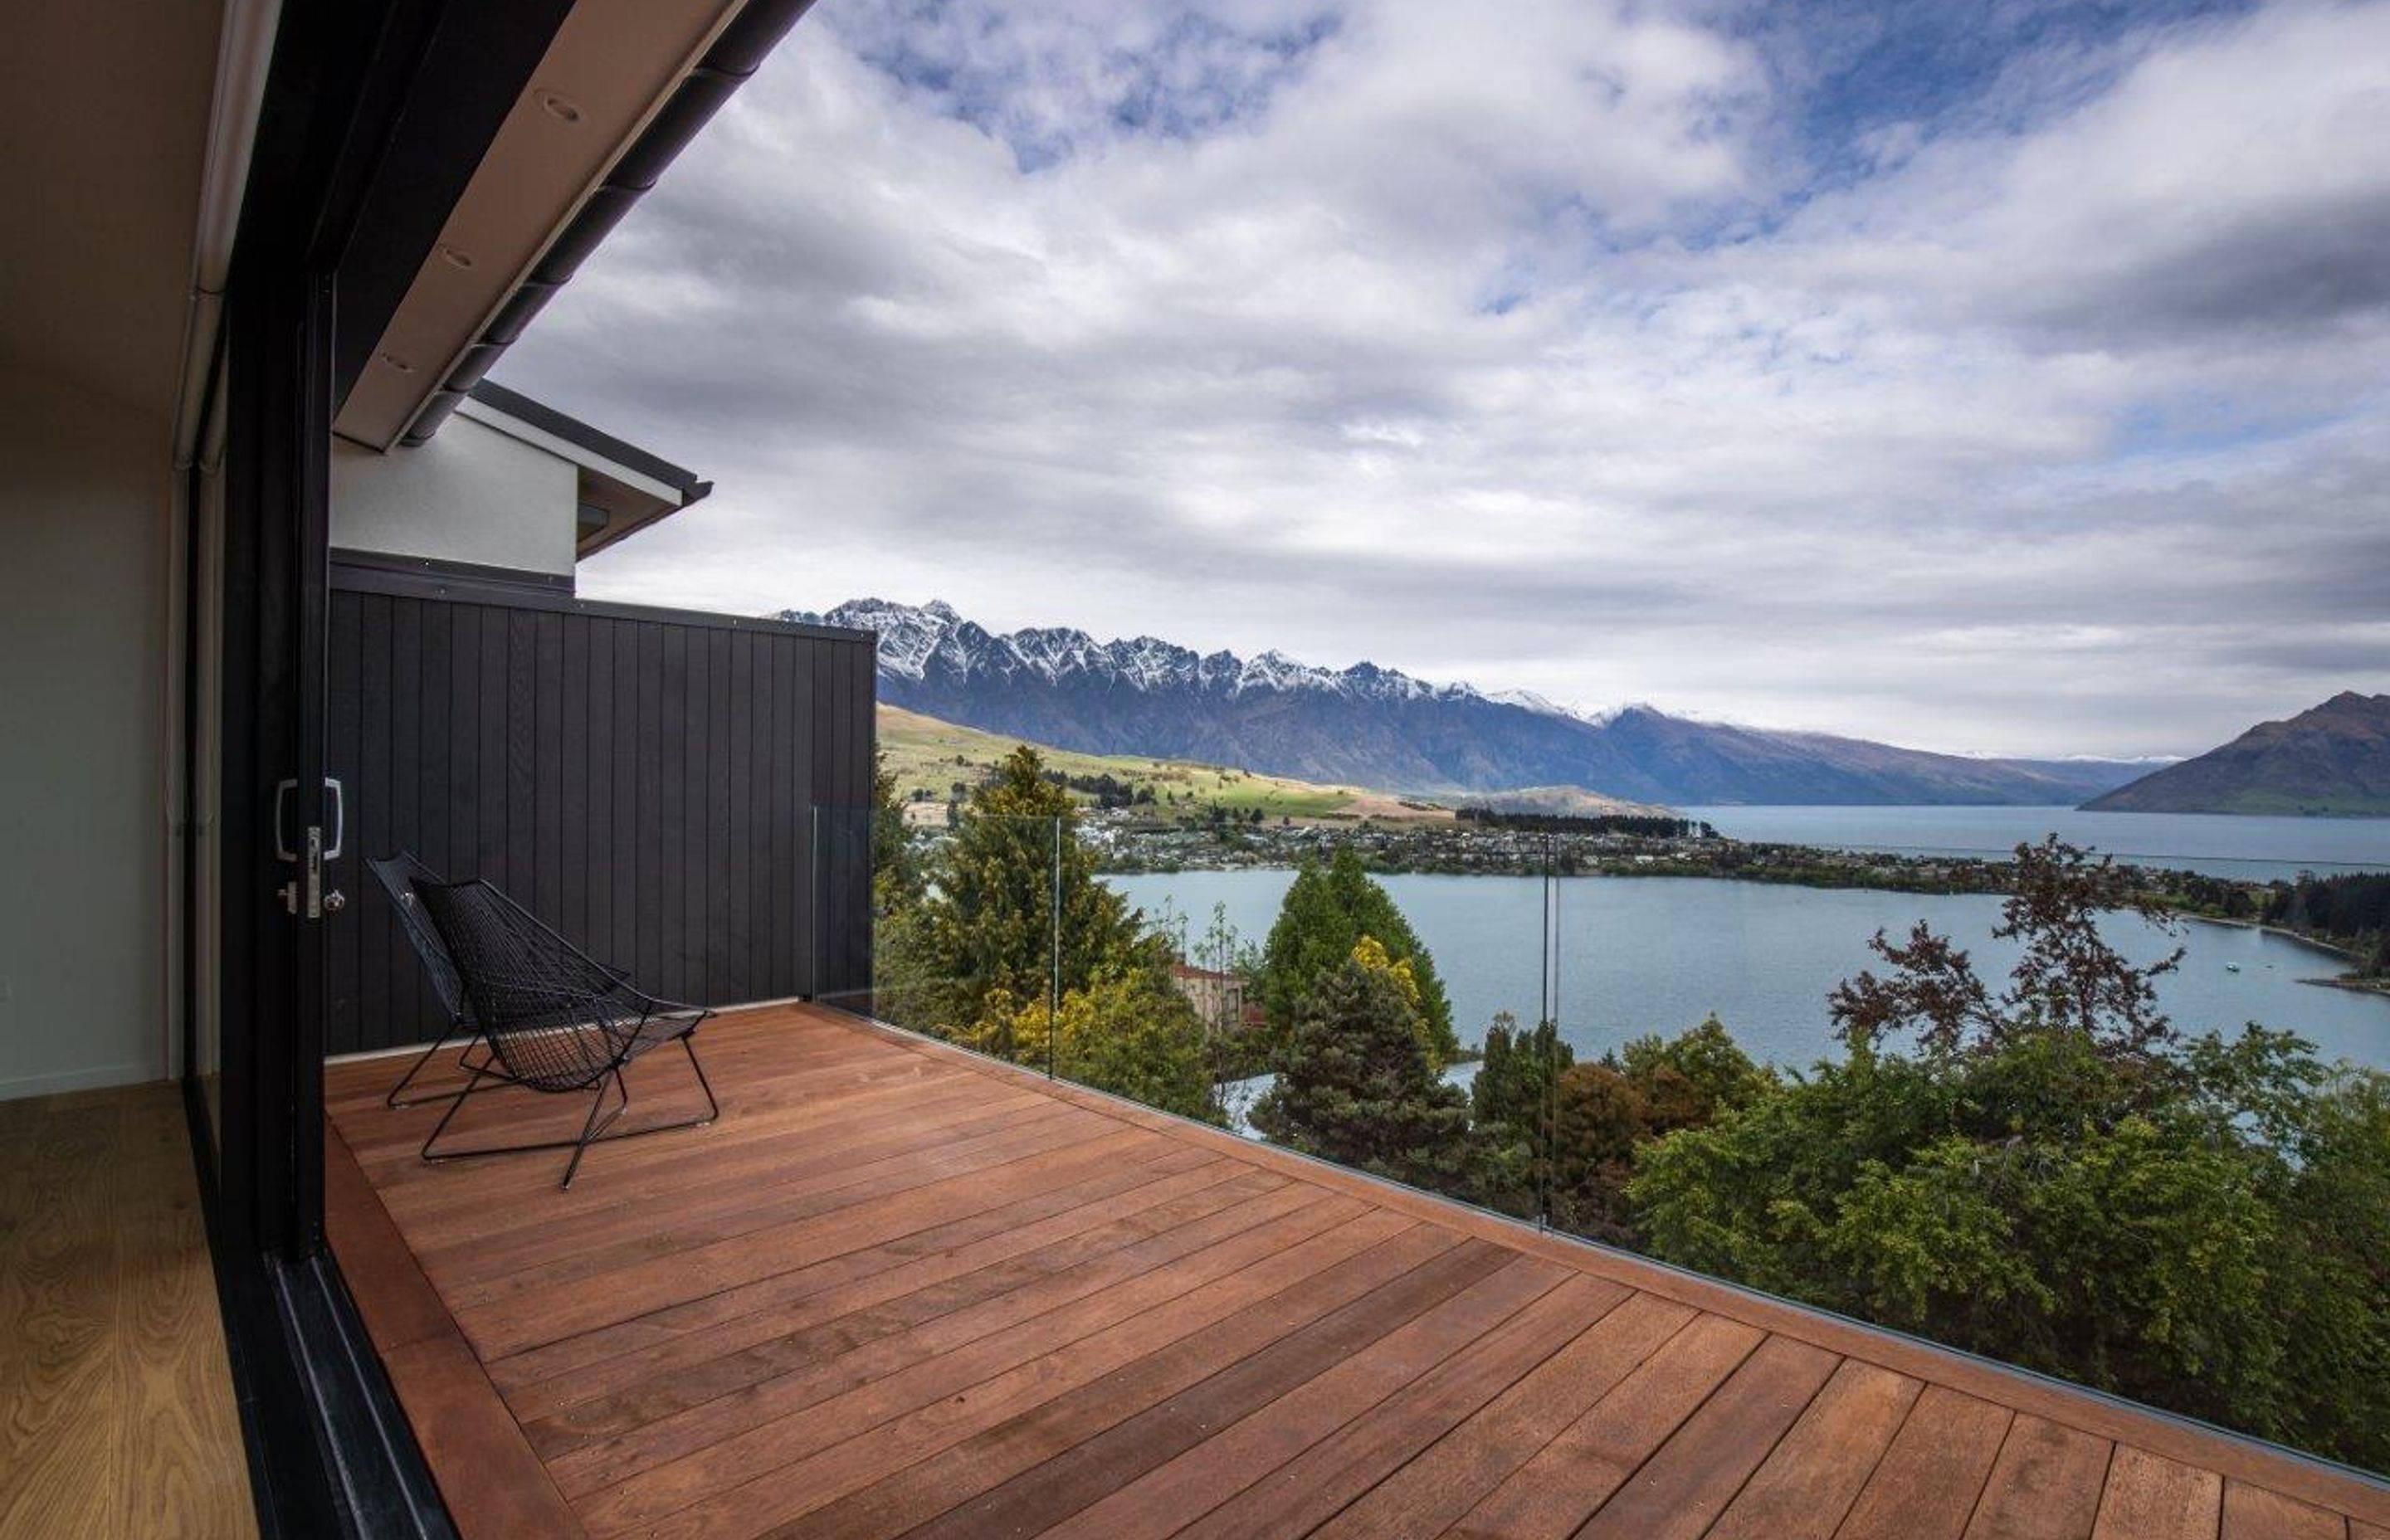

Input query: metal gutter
[400,0,822,447]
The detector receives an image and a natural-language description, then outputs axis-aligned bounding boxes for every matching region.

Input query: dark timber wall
[324,558,877,1055]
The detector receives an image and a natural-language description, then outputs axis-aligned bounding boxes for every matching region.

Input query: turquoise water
[1109,870,2390,1072]
[1678,804,2390,880]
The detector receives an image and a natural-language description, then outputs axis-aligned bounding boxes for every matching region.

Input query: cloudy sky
[501,0,2390,758]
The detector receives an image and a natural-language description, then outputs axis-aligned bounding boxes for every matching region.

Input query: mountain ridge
[788,598,2157,807]
[2084,692,2390,816]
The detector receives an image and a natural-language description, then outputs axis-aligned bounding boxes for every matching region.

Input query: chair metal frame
[410,875,718,1188]
[367,852,504,1109]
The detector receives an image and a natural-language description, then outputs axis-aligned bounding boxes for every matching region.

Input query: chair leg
[415,1034,716,1186]
[683,1033,719,1125]
[559,1072,628,1190]
[388,1030,505,1109]
[420,1060,498,1164]
[386,1024,464,1109]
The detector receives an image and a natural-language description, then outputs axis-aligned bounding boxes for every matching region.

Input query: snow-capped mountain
[808,597,1478,705]
[785,599,2155,807]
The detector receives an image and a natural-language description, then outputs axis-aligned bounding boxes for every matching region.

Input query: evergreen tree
[894,745,1158,1036]
[1259,847,1458,1068]
[1472,1013,1574,1132]
[1616,1016,1770,1119]
[1252,942,1471,1190]
[869,749,925,910]
[1469,1013,1574,1219]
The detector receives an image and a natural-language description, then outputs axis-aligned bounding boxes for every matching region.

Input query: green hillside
[877,704,1452,823]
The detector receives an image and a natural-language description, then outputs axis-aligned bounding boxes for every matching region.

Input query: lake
[1678,804,2390,880]
[1107,870,2390,1073]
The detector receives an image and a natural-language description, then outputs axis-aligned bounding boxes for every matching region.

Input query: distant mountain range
[783,599,2158,807]
[2085,693,2390,816]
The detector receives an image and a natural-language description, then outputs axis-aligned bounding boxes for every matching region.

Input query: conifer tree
[1253,941,1471,1190]
[898,744,1158,1034]
[1259,847,1457,1067]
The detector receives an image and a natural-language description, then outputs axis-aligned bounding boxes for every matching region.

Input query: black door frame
[184,0,548,1531]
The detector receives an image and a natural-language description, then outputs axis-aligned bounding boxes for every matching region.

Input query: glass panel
[817,791,2390,1474]
[817,802,1066,1071]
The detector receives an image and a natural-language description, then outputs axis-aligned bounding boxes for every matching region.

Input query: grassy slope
[877,704,1451,821]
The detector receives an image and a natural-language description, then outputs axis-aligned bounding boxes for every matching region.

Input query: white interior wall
[0,357,172,1099]
[332,414,577,576]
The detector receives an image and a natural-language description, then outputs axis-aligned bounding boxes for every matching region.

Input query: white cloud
[504,0,2390,758]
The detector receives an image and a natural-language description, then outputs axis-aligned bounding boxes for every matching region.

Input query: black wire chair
[412,876,718,1188]
[368,852,495,1109]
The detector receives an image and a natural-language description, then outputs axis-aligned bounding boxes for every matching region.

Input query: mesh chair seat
[460,984,707,1093]
[407,875,718,1187]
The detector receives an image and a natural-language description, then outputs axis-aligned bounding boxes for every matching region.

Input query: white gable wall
[332,412,578,577]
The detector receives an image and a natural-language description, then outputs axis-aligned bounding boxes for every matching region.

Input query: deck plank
[1309,1290,1696,1540]
[2094,1446,2226,1540]
[895,1240,1535,1540]
[490,1145,1231,1407]
[1447,1313,1768,1539]
[554,1185,1364,1508]
[1835,1385,2014,1540]
[1706,1358,1924,1540]
[1574,1333,1841,1540]
[504,1153,1252,1425]
[626,1220,1477,1539]
[1168,1274,1629,1540]
[2222,1481,2346,1540]
[319,1004,2390,1540]
[769,1220,1456,1540]
[520,1167,1295,1460]
[1964,1415,2114,1540]
[1032,1255,1578,1540]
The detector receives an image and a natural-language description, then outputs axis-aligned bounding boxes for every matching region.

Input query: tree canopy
[1252,941,1472,1192]
[1632,839,2390,1469]
[1260,847,1458,1069]
[888,744,1158,1034]
[968,970,1219,1123]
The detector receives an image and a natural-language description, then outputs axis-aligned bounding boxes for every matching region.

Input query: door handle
[275,776,344,861]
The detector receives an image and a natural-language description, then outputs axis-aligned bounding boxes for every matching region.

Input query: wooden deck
[324,1003,2390,1540]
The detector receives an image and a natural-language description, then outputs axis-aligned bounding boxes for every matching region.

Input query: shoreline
[2301,974,2390,999]
[2181,913,2355,962]
[2183,914,2388,992]
[1113,865,2389,998]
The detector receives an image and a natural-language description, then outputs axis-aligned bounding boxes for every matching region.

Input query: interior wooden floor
[325,1002,2390,1540]
[0,1080,256,1537]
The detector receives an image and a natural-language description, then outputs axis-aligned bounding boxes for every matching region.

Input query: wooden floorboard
[323,1002,2390,1540]
[0,1082,255,1538]
[1963,1415,2116,1540]
[1705,1358,1922,1540]
[1833,1384,2014,1540]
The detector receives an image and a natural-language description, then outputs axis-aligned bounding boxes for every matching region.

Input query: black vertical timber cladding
[324,565,875,1054]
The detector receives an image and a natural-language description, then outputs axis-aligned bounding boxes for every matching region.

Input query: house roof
[460,379,712,559]
[334,0,821,452]
[466,380,710,500]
